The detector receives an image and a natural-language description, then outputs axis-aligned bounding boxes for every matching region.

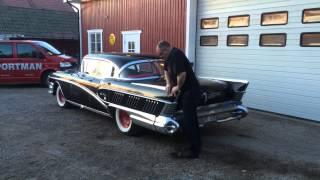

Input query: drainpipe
[66,0,82,62]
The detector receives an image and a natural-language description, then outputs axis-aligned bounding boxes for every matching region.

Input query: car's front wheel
[56,85,70,108]
[41,71,54,87]
[115,109,142,136]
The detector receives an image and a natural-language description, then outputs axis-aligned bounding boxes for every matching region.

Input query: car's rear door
[0,43,15,83]
[15,43,44,83]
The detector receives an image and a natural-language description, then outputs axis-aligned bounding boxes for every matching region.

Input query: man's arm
[164,70,172,94]
[171,72,186,96]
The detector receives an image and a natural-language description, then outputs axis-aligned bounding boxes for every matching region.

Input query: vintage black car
[48,53,249,135]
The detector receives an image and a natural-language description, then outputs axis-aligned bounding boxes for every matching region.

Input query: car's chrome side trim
[108,102,156,121]
[131,82,166,90]
[51,76,110,111]
[120,76,161,81]
[107,102,179,134]
[199,76,249,84]
[66,100,113,118]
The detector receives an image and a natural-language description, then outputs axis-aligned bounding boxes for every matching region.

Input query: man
[156,40,201,159]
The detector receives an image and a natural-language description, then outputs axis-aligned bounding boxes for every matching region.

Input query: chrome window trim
[116,59,163,79]
[81,57,120,77]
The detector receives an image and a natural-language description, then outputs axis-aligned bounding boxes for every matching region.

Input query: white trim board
[121,30,142,35]
[87,29,103,54]
[185,0,198,64]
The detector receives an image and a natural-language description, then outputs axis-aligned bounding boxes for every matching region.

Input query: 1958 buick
[48,53,249,135]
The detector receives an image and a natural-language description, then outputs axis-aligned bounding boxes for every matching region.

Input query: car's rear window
[120,61,164,79]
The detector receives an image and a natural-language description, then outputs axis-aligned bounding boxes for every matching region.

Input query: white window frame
[121,30,142,53]
[87,29,103,54]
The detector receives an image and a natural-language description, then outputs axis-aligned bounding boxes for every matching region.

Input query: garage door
[195,0,320,121]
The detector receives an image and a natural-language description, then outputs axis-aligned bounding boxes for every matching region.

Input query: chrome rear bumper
[174,102,248,128]
[153,102,248,135]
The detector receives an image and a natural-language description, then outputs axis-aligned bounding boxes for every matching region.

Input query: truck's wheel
[41,71,54,87]
[56,85,70,108]
[115,109,141,136]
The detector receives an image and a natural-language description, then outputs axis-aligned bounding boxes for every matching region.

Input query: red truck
[0,40,78,86]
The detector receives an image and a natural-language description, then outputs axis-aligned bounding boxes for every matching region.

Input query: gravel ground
[0,85,319,180]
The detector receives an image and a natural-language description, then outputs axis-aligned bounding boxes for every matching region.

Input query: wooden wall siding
[81,0,186,56]
[196,0,320,121]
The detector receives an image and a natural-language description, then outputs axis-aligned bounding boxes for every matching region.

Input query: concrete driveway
[0,85,319,180]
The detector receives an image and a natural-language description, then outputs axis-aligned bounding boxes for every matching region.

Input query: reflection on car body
[48,53,249,135]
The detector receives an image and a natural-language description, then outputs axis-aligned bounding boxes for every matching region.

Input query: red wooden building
[79,0,188,56]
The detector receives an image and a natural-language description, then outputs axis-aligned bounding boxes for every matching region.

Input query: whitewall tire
[56,85,69,108]
[115,109,141,136]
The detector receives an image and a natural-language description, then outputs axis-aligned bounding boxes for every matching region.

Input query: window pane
[90,34,96,43]
[0,44,13,58]
[97,43,101,52]
[90,43,95,52]
[301,33,320,47]
[261,11,288,25]
[201,18,219,29]
[260,34,286,47]
[131,42,135,50]
[17,44,38,58]
[200,36,218,46]
[96,33,101,43]
[228,15,249,27]
[227,35,248,46]
[303,8,320,23]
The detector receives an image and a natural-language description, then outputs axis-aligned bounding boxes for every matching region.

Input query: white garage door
[196,0,320,121]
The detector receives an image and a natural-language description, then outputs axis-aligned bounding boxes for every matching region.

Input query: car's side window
[83,59,114,79]
[0,44,13,58]
[120,62,161,79]
[17,44,39,58]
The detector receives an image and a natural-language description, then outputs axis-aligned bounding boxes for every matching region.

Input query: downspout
[185,0,198,72]
[66,0,82,62]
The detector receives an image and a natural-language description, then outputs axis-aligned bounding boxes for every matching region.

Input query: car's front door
[15,43,44,83]
[0,43,15,83]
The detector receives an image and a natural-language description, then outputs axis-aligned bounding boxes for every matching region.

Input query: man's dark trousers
[179,86,201,154]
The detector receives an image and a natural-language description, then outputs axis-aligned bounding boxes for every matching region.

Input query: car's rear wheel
[56,85,70,108]
[115,109,141,136]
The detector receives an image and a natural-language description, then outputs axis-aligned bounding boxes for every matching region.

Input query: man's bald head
[156,40,172,59]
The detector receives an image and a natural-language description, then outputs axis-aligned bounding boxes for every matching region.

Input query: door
[122,30,142,53]
[15,43,44,83]
[195,0,320,121]
[0,43,14,83]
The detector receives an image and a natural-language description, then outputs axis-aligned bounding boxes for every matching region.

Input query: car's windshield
[36,41,62,56]
[120,61,164,79]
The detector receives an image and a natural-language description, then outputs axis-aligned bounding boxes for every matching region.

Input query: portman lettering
[0,63,42,71]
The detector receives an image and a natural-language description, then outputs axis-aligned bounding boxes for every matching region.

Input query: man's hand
[165,84,172,95]
[170,85,180,96]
